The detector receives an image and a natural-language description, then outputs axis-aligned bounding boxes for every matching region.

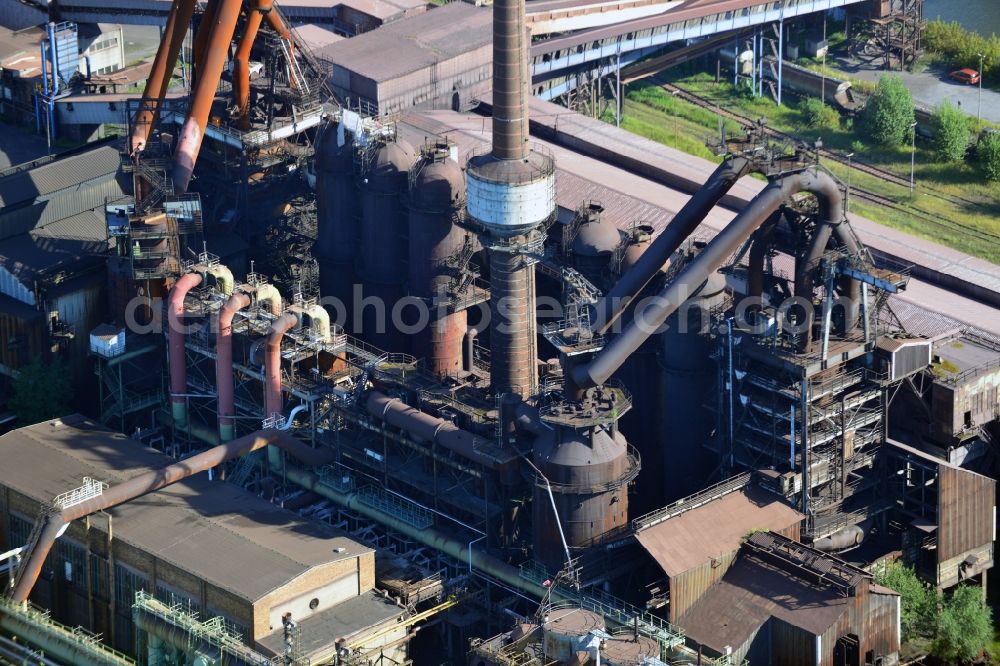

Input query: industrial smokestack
[491,0,529,160]
[465,0,555,397]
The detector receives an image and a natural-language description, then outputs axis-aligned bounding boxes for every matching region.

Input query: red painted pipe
[172,0,243,192]
[192,0,221,74]
[233,0,265,130]
[129,0,198,154]
[168,273,203,428]
[265,312,298,420]
[10,428,304,603]
[216,291,252,440]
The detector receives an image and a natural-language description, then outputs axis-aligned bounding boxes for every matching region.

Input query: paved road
[831,55,1000,123]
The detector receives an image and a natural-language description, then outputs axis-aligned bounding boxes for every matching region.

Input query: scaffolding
[91,333,165,434]
[713,236,916,538]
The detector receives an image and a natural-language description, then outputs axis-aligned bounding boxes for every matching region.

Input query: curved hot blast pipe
[10,429,304,603]
[571,169,851,391]
[232,0,270,130]
[129,0,198,154]
[216,291,252,441]
[590,156,751,334]
[365,391,512,471]
[168,273,203,428]
[172,0,243,191]
[265,312,299,420]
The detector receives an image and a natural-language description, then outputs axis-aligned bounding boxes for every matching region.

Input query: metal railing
[632,472,752,532]
[0,597,134,665]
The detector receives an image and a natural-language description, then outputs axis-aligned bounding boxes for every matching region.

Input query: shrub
[932,100,970,162]
[873,561,934,641]
[977,131,1000,181]
[932,584,992,663]
[801,98,840,129]
[9,356,72,425]
[862,75,915,146]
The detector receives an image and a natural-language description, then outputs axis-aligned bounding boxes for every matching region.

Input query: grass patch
[610,68,1000,263]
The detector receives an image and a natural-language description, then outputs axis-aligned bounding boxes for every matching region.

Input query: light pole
[978,52,985,122]
[909,121,917,196]
[846,152,854,212]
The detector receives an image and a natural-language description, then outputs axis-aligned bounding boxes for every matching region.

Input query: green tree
[873,561,935,641]
[932,101,969,162]
[9,356,73,425]
[932,584,992,663]
[977,131,1000,181]
[801,98,840,129]
[862,75,915,147]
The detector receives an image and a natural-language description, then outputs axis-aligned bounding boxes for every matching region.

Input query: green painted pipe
[0,602,134,666]
[278,463,545,597]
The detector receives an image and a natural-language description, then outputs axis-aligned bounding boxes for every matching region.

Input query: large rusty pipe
[365,392,508,471]
[10,429,292,603]
[216,291,252,441]
[793,175,859,339]
[263,2,290,39]
[591,156,751,334]
[129,0,198,153]
[232,7,264,130]
[192,0,221,73]
[172,0,243,192]
[168,273,203,428]
[265,312,298,420]
[491,0,529,160]
[573,169,848,390]
[747,213,781,301]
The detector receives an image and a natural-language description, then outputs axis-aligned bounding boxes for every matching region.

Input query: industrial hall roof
[315,2,491,82]
[677,532,896,654]
[635,484,803,577]
[0,210,109,285]
[0,416,370,603]
[0,143,121,211]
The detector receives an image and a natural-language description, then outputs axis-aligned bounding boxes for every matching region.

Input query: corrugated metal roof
[0,145,121,210]
[635,484,802,577]
[316,2,490,82]
[0,232,107,287]
[678,549,850,652]
[0,416,370,603]
[295,23,345,51]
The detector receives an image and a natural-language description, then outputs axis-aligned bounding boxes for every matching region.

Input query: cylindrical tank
[659,264,727,501]
[612,224,665,514]
[315,123,359,328]
[359,136,415,351]
[571,203,620,289]
[618,224,656,277]
[602,633,660,666]
[542,607,604,663]
[408,144,470,377]
[532,424,632,571]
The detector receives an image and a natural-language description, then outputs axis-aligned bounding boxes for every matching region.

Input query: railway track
[652,81,1000,244]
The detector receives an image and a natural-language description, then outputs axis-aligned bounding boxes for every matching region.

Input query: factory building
[0,415,410,663]
[633,474,803,623]
[678,531,900,666]
[316,2,492,114]
[0,144,127,414]
[890,331,1000,466]
[887,439,995,591]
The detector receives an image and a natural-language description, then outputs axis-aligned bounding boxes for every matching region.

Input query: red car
[950,68,981,85]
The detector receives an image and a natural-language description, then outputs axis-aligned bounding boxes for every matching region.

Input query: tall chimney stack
[465,0,555,398]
